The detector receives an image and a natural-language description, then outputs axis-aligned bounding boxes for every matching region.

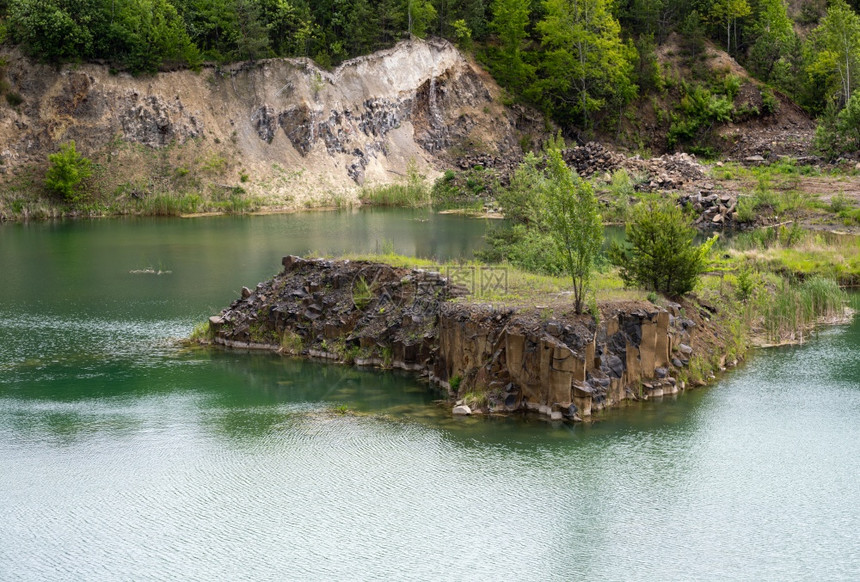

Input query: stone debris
[677,189,739,229]
[562,142,707,191]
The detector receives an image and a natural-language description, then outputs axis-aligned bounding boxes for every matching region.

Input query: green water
[1,211,859,580]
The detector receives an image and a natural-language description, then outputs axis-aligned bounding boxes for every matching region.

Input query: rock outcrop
[0,39,524,204]
[209,257,724,421]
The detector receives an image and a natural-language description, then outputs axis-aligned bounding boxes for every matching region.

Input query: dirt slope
[0,39,529,210]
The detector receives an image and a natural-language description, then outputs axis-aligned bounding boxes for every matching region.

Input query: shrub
[761,88,779,115]
[45,141,92,202]
[609,199,716,297]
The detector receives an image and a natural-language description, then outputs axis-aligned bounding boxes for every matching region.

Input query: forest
[3,1,860,153]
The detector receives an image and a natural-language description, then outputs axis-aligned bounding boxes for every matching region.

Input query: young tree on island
[540,134,603,314]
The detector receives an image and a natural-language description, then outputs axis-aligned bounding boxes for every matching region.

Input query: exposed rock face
[0,39,522,202]
[211,257,718,421]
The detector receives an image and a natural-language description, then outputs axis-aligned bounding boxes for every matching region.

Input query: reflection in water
[1,213,858,580]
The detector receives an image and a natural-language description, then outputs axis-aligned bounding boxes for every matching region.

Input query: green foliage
[480,135,602,312]
[708,0,751,55]
[9,0,201,73]
[541,135,604,313]
[45,141,92,202]
[609,198,716,297]
[189,321,213,341]
[5,91,21,106]
[430,165,498,206]
[495,152,543,224]
[735,266,756,301]
[489,0,533,91]
[667,81,737,149]
[280,329,304,353]
[449,374,462,392]
[760,88,779,115]
[805,0,860,107]
[814,93,860,158]
[352,276,373,309]
[406,0,436,38]
[761,276,847,341]
[532,0,638,128]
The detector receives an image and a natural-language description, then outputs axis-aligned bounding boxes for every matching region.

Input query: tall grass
[761,276,847,341]
[136,193,202,216]
[359,159,430,207]
[360,182,430,207]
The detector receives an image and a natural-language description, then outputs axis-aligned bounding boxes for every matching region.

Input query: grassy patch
[360,159,430,208]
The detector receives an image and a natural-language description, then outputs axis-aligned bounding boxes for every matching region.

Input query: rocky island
[204,255,744,421]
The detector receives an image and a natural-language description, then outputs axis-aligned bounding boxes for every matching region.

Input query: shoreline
[196,255,853,422]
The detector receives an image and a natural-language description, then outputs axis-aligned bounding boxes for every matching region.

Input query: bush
[814,94,860,159]
[608,199,716,297]
[761,88,779,115]
[45,140,92,202]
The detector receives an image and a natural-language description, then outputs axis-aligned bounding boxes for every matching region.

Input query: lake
[1,210,858,580]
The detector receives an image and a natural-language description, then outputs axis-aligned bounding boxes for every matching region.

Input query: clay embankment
[208,257,731,421]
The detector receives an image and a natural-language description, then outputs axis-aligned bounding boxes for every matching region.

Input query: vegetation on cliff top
[4,0,860,153]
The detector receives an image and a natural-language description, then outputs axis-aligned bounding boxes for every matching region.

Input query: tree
[747,0,795,82]
[806,0,860,106]
[407,0,437,37]
[709,0,751,55]
[813,91,860,157]
[8,0,97,61]
[541,134,603,314]
[491,0,531,89]
[608,199,716,297]
[534,0,637,128]
[45,141,92,202]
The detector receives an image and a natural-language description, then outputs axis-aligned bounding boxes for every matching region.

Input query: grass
[709,158,825,182]
[360,159,431,208]
[757,276,847,342]
[280,330,304,354]
[189,321,213,341]
[723,229,860,285]
[360,182,430,207]
[336,252,648,305]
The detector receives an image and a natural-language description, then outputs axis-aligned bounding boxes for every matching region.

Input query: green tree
[709,0,751,55]
[806,0,860,106]
[9,0,97,60]
[490,0,532,90]
[608,199,716,297]
[540,134,603,314]
[534,0,637,128]
[813,92,860,157]
[747,0,795,82]
[407,0,437,37]
[45,141,92,202]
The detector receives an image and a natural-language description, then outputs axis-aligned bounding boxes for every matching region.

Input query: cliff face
[0,39,524,206]
[209,257,726,421]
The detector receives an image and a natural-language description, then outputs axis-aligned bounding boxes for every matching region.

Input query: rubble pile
[677,187,739,228]
[563,142,707,191]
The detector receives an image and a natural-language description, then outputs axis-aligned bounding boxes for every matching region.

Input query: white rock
[452,405,472,416]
